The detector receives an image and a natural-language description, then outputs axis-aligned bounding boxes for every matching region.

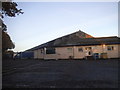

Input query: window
[78,48,83,52]
[67,48,72,52]
[46,48,56,54]
[85,47,92,50]
[40,49,43,54]
[107,46,114,51]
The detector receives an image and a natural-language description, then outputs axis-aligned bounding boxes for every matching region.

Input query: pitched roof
[26,30,93,51]
[25,30,120,51]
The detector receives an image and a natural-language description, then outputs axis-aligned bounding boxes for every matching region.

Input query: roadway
[2,59,119,88]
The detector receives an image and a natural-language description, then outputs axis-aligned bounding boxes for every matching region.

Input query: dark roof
[74,36,120,46]
[25,31,120,51]
[26,30,93,51]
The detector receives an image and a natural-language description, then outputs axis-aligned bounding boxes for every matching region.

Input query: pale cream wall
[73,46,85,59]
[91,45,104,53]
[56,47,74,59]
[106,45,119,58]
[72,45,101,59]
[34,50,38,59]
[44,54,57,59]
[79,44,119,59]
[34,47,75,59]
[78,45,119,59]
[73,45,104,59]
[38,49,44,59]
[34,49,44,59]
[56,44,119,59]
[118,44,120,58]
[34,44,119,59]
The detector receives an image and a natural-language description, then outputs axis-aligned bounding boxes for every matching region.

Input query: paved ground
[2,59,119,88]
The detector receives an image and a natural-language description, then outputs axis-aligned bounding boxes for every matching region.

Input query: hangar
[26,30,120,60]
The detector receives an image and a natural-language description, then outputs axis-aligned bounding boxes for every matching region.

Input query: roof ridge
[25,31,119,52]
[94,36,118,38]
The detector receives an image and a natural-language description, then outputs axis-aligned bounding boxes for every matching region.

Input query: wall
[106,45,119,58]
[74,44,119,59]
[34,50,37,59]
[73,46,85,59]
[34,49,44,59]
[34,44,119,59]
[56,47,74,59]
[73,45,105,59]
[118,44,120,58]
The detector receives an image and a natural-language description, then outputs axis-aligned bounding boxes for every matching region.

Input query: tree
[2,31,15,51]
[2,21,7,31]
[1,1,23,58]
[2,2,23,18]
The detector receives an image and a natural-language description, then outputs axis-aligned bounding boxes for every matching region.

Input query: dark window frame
[78,48,83,52]
[107,46,114,51]
[46,48,56,54]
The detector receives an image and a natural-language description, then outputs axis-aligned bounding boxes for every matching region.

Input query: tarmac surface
[2,59,119,88]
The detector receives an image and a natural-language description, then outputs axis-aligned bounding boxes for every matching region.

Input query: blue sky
[4,2,118,52]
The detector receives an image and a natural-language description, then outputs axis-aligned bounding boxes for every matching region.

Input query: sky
[3,2,118,52]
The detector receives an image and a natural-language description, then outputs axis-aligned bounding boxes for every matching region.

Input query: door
[85,47,93,56]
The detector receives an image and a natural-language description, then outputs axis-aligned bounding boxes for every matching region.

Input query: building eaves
[25,31,119,51]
